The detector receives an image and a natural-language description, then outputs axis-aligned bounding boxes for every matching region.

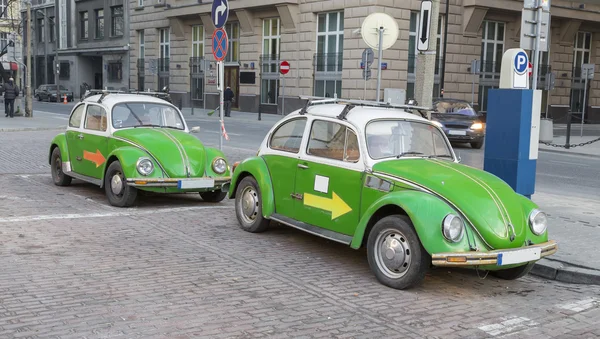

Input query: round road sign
[513,51,528,75]
[212,28,228,62]
[280,60,290,75]
[528,62,533,77]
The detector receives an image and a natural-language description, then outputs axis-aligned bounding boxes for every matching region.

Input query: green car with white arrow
[228,96,557,290]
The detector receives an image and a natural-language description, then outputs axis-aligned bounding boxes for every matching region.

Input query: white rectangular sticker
[178,178,215,189]
[530,90,542,160]
[314,175,329,194]
[497,247,541,266]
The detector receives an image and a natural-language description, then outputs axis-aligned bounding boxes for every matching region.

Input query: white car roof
[81,93,174,109]
[287,103,431,128]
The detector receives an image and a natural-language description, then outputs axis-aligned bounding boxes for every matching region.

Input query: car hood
[113,128,206,177]
[373,158,528,249]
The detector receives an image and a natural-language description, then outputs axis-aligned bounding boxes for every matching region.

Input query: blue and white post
[483,49,542,199]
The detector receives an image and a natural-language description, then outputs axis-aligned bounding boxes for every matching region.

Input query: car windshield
[366,120,453,160]
[111,102,185,130]
[433,100,477,116]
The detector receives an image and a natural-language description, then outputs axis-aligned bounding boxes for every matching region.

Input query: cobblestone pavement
[1,130,600,338]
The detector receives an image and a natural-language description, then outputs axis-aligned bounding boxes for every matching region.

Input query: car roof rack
[298,94,433,120]
[81,89,171,103]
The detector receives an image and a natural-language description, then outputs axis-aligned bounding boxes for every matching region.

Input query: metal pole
[376,27,383,102]
[566,110,572,149]
[26,1,32,117]
[218,61,224,150]
[54,7,59,103]
[281,75,285,115]
[363,52,367,100]
[580,71,588,138]
[440,0,449,97]
[471,69,475,106]
[531,5,542,91]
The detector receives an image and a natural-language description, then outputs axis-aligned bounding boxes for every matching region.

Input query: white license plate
[448,130,467,136]
[497,247,541,266]
[177,178,215,189]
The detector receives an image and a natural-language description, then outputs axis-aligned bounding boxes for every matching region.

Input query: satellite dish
[361,13,399,50]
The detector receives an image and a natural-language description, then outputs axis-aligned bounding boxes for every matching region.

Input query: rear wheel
[490,262,534,280]
[367,215,430,290]
[50,147,72,186]
[104,161,138,207]
[235,176,270,233]
[200,190,227,202]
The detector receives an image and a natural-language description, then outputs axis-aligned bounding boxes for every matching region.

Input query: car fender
[351,190,487,254]
[103,146,165,183]
[49,133,69,164]
[228,156,275,218]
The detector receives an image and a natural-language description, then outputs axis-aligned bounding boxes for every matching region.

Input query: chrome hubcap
[374,229,412,279]
[110,173,124,195]
[54,156,62,178]
[239,186,259,224]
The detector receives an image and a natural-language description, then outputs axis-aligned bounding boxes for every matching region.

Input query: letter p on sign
[514,51,528,75]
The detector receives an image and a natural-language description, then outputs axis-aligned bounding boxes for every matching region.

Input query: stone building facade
[129,0,600,122]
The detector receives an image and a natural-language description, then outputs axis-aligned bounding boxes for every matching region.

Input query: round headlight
[529,209,547,235]
[136,158,154,176]
[212,157,227,174]
[442,214,464,242]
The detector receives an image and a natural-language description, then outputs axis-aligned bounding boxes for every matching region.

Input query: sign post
[362,48,373,99]
[414,0,439,113]
[581,63,595,137]
[211,0,229,150]
[280,60,290,115]
[521,0,551,91]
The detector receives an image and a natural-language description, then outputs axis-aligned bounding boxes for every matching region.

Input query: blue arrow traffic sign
[212,28,228,61]
[211,0,229,29]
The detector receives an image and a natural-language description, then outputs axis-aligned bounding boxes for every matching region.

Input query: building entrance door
[224,66,239,108]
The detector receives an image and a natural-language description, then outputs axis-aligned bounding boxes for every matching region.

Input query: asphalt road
[34,101,600,202]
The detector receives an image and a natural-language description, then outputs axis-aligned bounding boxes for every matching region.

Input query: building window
[138,0,143,7]
[37,18,44,42]
[478,21,505,112]
[0,33,6,51]
[0,0,7,19]
[570,31,592,113]
[407,11,444,99]
[191,25,204,58]
[261,18,280,105]
[225,22,239,63]
[137,30,145,91]
[95,9,104,39]
[49,17,55,42]
[59,62,70,79]
[159,28,170,61]
[158,28,170,89]
[80,12,88,39]
[111,6,123,36]
[314,11,344,98]
[108,62,122,81]
[139,30,144,58]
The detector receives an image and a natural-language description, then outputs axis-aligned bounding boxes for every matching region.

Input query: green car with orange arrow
[228,96,558,290]
[48,91,231,207]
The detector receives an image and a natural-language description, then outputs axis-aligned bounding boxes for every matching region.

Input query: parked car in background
[430,98,486,149]
[35,84,74,102]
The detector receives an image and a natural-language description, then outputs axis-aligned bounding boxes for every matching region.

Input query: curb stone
[531,258,600,285]
[539,147,600,159]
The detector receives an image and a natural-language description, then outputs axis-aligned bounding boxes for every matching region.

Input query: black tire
[490,262,534,280]
[200,190,227,202]
[367,215,430,290]
[36,95,41,101]
[234,176,270,233]
[50,147,72,186]
[471,140,484,149]
[104,161,138,207]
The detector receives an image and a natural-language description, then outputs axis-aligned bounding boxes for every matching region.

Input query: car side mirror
[190,126,200,133]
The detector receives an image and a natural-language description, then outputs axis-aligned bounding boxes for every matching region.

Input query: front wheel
[200,190,227,202]
[50,147,72,186]
[471,140,484,149]
[104,161,138,207]
[367,215,430,290]
[235,176,270,233]
[490,262,534,280]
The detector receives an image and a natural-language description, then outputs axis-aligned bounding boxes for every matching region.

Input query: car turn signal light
[447,256,467,263]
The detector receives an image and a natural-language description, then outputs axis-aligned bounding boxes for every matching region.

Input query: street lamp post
[35,8,59,102]
[26,1,32,117]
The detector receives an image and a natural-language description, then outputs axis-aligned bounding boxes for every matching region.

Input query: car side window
[307,120,360,162]
[68,104,85,128]
[269,118,307,153]
[84,104,108,132]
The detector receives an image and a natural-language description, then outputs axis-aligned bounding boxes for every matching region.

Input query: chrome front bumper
[126,176,231,189]
[431,240,558,267]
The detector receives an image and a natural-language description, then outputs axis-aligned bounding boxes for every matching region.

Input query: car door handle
[298,164,309,169]
[77,133,84,139]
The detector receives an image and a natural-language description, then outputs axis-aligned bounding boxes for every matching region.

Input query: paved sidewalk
[0,111,67,131]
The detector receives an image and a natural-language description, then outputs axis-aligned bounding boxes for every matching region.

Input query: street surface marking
[0,205,230,223]
[538,173,576,180]
[547,160,590,167]
[557,298,599,313]
[199,129,242,136]
[478,316,538,336]
[32,111,70,120]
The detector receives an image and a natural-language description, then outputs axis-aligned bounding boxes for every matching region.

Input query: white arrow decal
[215,1,227,25]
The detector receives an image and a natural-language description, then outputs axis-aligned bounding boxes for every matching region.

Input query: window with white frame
[0,0,7,19]
[159,28,170,60]
[225,22,239,63]
[261,18,280,105]
[138,30,144,59]
[0,33,6,50]
[407,11,444,99]
[138,0,143,7]
[137,30,145,91]
[314,11,344,98]
[191,25,204,58]
[570,31,592,113]
[478,21,505,112]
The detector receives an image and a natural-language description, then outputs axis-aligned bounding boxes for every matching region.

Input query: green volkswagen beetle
[228,96,557,290]
[49,91,231,207]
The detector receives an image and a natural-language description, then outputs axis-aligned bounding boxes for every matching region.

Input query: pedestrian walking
[4,77,19,118]
[224,86,234,117]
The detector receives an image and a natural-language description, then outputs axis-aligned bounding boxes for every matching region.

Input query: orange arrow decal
[83,149,106,168]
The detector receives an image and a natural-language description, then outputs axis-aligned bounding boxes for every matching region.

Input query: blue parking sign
[514,51,528,75]
[211,0,229,29]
